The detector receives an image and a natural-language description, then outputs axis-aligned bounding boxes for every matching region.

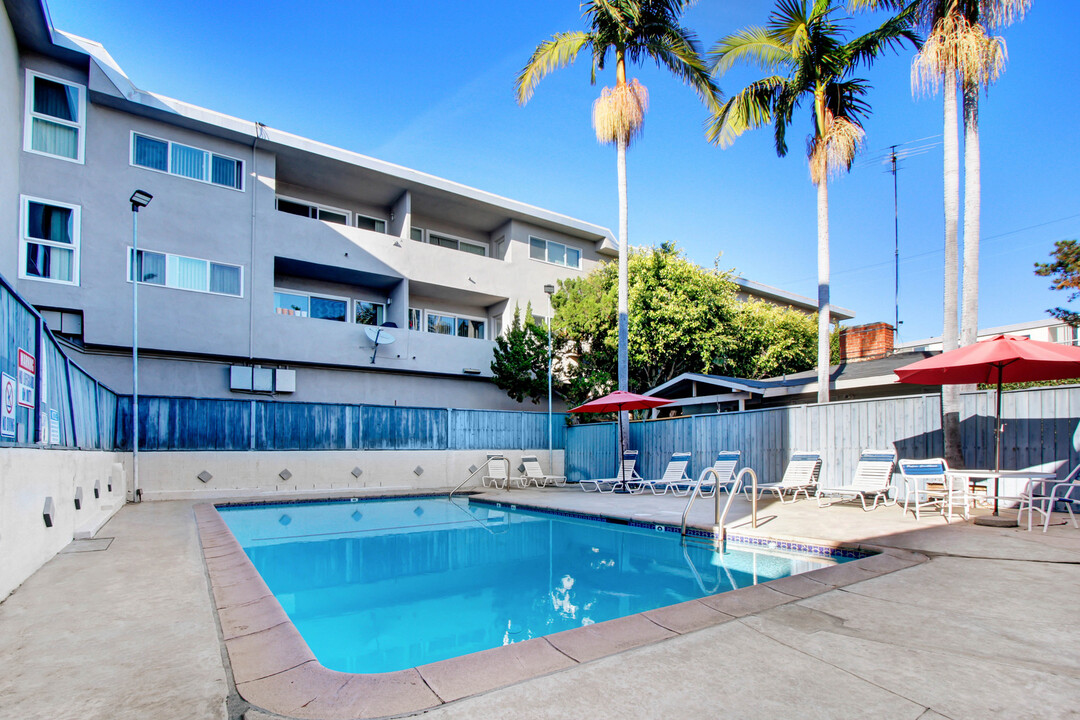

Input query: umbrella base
[973,515,1018,528]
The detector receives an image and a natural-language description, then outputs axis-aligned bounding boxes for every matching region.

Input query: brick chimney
[838,322,894,363]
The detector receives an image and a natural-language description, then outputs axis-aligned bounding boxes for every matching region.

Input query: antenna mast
[889,145,899,336]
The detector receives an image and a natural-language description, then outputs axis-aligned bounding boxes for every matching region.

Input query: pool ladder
[680,466,758,550]
[449,455,511,500]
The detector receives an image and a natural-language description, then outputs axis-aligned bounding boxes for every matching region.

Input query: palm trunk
[816,176,831,404]
[617,134,629,451]
[961,84,980,348]
[942,68,963,467]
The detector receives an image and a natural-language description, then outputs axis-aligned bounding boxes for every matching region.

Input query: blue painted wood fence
[115,397,569,452]
[0,272,119,450]
[565,386,1080,494]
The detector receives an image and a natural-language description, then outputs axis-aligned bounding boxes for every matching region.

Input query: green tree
[1035,239,1080,327]
[706,0,919,404]
[552,243,821,408]
[516,0,720,445]
[490,305,551,404]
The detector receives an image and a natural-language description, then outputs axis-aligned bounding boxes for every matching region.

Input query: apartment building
[1,0,854,411]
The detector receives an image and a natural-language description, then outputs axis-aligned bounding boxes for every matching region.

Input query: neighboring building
[732,276,855,322]
[895,318,1078,352]
[1,0,856,411]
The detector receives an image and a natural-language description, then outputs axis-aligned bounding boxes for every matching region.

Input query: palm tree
[516,1,718,444]
[707,0,918,403]
[858,0,1021,465]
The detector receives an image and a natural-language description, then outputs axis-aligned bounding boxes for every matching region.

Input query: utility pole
[889,145,900,335]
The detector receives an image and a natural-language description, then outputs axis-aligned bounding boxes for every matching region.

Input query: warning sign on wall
[16,348,34,409]
[1,373,15,438]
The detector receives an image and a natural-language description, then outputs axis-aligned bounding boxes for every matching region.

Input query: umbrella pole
[618,406,625,491]
[994,374,1003,516]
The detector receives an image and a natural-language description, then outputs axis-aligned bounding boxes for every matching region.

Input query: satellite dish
[366,326,396,364]
[365,326,396,346]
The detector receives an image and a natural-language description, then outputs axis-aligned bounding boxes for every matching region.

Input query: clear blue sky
[46,0,1080,344]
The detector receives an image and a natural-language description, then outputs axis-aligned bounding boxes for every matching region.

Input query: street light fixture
[544,283,555,470]
[130,190,152,502]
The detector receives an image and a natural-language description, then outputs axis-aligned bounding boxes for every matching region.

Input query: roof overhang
[733,276,855,321]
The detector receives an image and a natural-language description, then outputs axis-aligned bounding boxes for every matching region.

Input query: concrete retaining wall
[137,449,565,501]
[0,448,128,601]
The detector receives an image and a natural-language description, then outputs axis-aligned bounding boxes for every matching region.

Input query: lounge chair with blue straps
[750,451,821,504]
[816,449,897,511]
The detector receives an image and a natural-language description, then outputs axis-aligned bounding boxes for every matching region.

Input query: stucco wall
[0,0,20,281]
[137,449,564,501]
[0,448,128,600]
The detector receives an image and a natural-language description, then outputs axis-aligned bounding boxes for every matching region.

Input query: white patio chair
[816,449,897,511]
[683,450,740,498]
[628,452,693,496]
[751,451,821,504]
[1018,464,1080,532]
[481,455,509,489]
[517,455,566,488]
[579,450,641,493]
[898,458,969,522]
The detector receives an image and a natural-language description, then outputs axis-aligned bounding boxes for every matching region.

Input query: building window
[20,196,79,284]
[410,227,425,242]
[354,301,385,326]
[408,307,422,330]
[274,290,348,322]
[275,197,349,225]
[530,236,581,269]
[355,214,386,233]
[129,248,243,297]
[420,310,486,340]
[131,132,243,190]
[25,71,85,163]
[428,232,488,256]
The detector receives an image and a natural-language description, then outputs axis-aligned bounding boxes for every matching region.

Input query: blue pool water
[219,497,846,673]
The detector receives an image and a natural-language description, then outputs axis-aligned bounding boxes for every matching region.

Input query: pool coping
[193,496,928,720]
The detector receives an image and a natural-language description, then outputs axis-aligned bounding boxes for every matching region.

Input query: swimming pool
[218,496,849,674]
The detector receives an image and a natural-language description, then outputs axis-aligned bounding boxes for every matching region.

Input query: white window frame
[127,247,244,298]
[418,308,488,340]
[19,195,81,286]
[427,230,488,257]
[275,195,351,225]
[410,227,426,242]
[353,299,386,326]
[354,212,387,234]
[529,235,582,269]
[129,131,245,191]
[24,69,86,164]
[273,288,351,322]
[408,307,423,330]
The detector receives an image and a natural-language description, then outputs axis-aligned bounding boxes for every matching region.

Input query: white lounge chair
[481,455,509,489]
[579,450,641,493]
[1018,464,1080,532]
[751,451,821,504]
[817,449,897,511]
[628,452,693,496]
[517,455,567,488]
[898,458,969,521]
[680,451,740,498]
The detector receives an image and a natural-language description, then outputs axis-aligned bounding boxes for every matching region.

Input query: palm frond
[708,26,792,76]
[515,32,592,104]
[844,0,922,69]
[705,76,784,148]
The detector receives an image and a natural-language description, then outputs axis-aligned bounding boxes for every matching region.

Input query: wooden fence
[566,386,1080,493]
[0,273,119,450]
[114,397,568,452]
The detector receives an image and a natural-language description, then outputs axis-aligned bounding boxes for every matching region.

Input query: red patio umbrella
[895,334,1080,514]
[570,391,672,488]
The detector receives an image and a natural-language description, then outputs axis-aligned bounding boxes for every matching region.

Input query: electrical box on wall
[252,366,273,392]
[274,369,295,393]
[230,365,252,391]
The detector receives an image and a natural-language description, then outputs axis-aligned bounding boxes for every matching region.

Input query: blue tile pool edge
[469,498,873,560]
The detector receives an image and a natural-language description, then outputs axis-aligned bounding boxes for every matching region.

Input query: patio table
[945,469,1057,521]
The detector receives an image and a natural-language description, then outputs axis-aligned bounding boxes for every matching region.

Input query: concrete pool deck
[1,488,1079,719]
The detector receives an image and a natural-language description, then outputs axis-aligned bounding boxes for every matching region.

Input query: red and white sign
[16,348,35,409]
[1,373,15,438]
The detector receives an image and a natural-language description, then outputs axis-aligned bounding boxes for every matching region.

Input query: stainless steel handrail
[680,466,758,544]
[449,455,511,499]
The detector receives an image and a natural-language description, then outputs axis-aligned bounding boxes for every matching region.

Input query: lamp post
[544,283,555,470]
[130,190,152,502]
